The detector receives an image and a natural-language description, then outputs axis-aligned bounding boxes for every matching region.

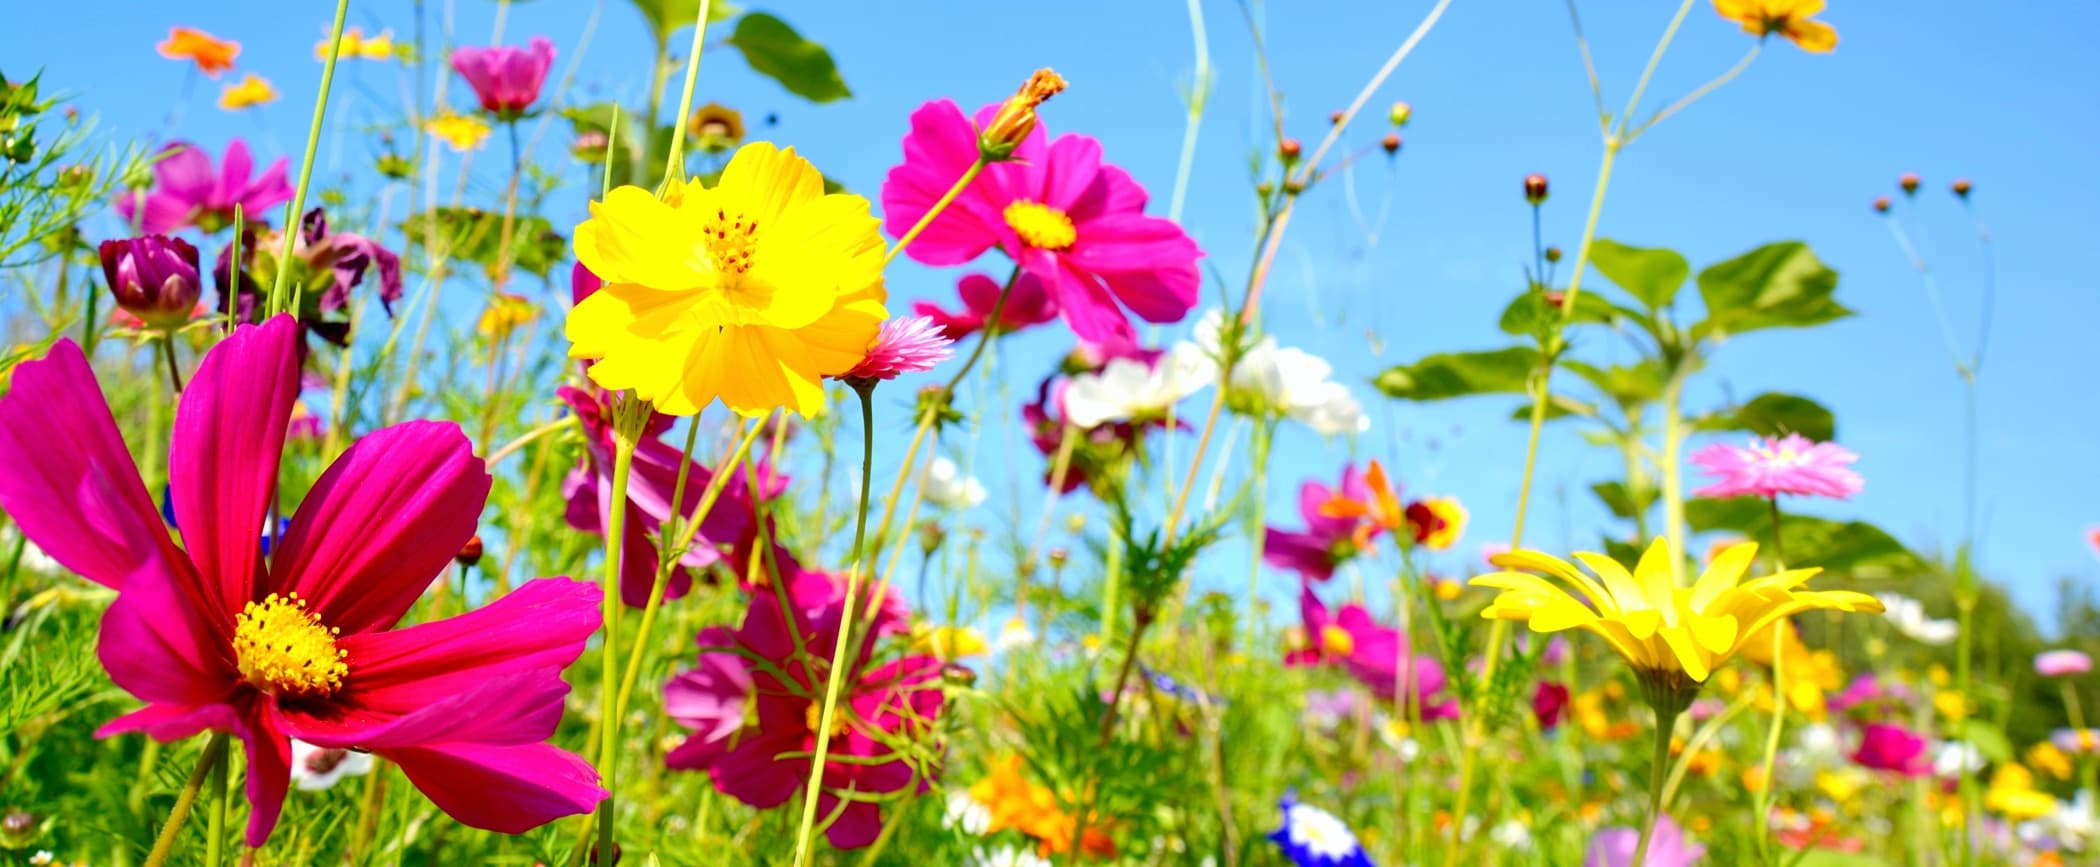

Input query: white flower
[919,457,987,510]
[1289,381,1368,436]
[1277,801,1367,861]
[1,528,61,575]
[1934,741,1986,778]
[993,616,1036,653]
[1779,723,1845,787]
[1876,592,1958,646]
[1191,309,1367,435]
[1062,343,1213,429]
[290,739,375,791]
[971,846,1052,867]
[29,853,54,867]
[945,790,992,835]
[2050,791,2099,852]
[1490,818,1533,851]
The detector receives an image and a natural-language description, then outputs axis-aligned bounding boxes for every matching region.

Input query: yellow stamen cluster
[1318,625,1356,658]
[803,701,852,739]
[233,592,348,698]
[1004,200,1077,251]
[702,208,760,277]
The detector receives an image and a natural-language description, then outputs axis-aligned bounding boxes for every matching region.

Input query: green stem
[1752,606,1787,860]
[788,382,879,867]
[1630,707,1679,867]
[1244,420,1272,630]
[1100,531,1125,644]
[1167,0,1211,223]
[1615,0,1697,138]
[159,337,185,394]
[141,732,229,867]
[268,0,351,317]
[349,759,387,863]
[204,735,229,867]
[593,419,640,867]
[887,159,987,267]
[1660,369,1690,586]
[657,0,714,181]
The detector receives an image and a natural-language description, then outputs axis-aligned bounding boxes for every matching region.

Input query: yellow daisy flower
[424,111,492,152]
[217,73,279,111]
[566,141,887,417]
[1471,537,1883,683]
[1713,0,1838,53]
[316,26,398,62]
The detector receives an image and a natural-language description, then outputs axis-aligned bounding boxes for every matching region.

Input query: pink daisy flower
[114,139,293,235]
[2036,649,2093,678]
[0,316,605,845]
[1286,586,1457,718]
[842,315,955,381]
[663,565,939,849]
[1689,433,1863,499]
[450,37,556,120]
[880,99,1202,343]
[911,271,1057,341]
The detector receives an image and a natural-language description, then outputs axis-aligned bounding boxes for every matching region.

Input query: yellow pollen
[233,592,348,698]
[700,207,760,277]
[803,702,852,739]
[1319,625,1356,657]
[1003,200,1077,250]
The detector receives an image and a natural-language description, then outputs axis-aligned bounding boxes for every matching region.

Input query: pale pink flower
[842,316,954,381]
[2037,650,2093,678]
[1689,433,1862,499]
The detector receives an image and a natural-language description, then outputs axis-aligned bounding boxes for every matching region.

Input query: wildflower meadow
[4,1,2100,865]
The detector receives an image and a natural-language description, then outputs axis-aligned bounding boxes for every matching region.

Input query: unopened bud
[1872,196,1890,214]
[456,534,484,568]
[1389,101,1412,126]
[918,523,945,555]
[1279,138,1302,163]
[1898,172,1920,196]
[1543,290,1567,309]
[1047,547,1070,569]
[99,235,201,332]
[569,130,610,164]
[1329,110,1346,126]
[1523,173,1549,205]
[1283,179,1308,196]
[1544,246,1563,263]
[1255,181,1275,198]
[979,68,1067,162]
[1381,133,1401,155]
[58,164,91,188]
[941,662,978,687]
[1951,178,1972,198]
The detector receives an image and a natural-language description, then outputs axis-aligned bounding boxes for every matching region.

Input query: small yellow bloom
[217,73,279,111]
[568,142,888,417]
[316,26,398,61]
[1411,496,1467,551]
[477,292,538,341]
[1928,664,1951,687]
[912,623,988,661]
[1713,0,1838,53]
[425,112,492,152]
[1432,577,1464,602]
[2028,741,2075,781]
[1934,690,1968,722]
[1472,537,1883,682]
[1816,768,1866,802]
[1984,764,2058,821]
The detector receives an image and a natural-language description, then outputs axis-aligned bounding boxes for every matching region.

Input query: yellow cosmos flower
[1984,764,2058,821]
[567,142,887,417]
[2028,741,2075,781]
[217,73,279,111]
[477,292,538,341]
[316,26,398,62]
[425,111,491,152]
[1713,0,1838,53]
[1471,537,1883,683]
[912,623,988,661]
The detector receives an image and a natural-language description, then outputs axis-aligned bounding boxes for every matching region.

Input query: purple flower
[99,235,201,331]
[115,139,292,234]
[1585,815,1705,867]
[215,208,402,347]
[1689,434,1862,500]
[450,38,555,120]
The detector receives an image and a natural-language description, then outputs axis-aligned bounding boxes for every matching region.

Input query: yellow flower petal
[1690,541,1757,610]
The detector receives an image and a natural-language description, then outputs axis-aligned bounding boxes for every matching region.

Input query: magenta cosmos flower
[559,385,780,607]
[912,270,1057,341]
[99,234,202,331]
[1263,465,1376,581]
[1689,433,1863,499]
[1851,723,1932,777]
[1286,587,1456,718]
[881,99,1202,343]
[115,139,293,235]
[663,565,941,849]
[843,315,954,381]
[0,316,604,845]
[451,37,555,119]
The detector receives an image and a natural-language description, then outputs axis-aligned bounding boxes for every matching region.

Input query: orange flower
[1320,459,1405,550]
[1713,0,1838,53]
[966,755,1115,859]
[158,27,241,77]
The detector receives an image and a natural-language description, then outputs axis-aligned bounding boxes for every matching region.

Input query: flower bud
[918,522,945,555]
[0,809,38,848]
[1389,101,1412,126]
[1279,138,1303,163]
[58,164,92,189]
[1255,181,1275,198]
[456,534,484,568]
[1543,290,1567,309]
[1544,246,1563,263]
[1047,547,1070,569]
[99,235,201,331]
[375,151,412,179]
[1873,196,1890,214]
[941,662,978,687]
[1329,110,1346,126]
[1523,173,1549,205]
[1381,133,1401,155]
[1951,178,1972,198]
[570,130,610,163]
[980,68,1067,162]
[1899,172,1919,196]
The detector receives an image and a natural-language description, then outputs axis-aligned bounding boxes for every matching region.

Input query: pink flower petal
[96,701,236,741]
[237,700,294,847]
[169,315,300,620]
[386,741,603,833]
[96,558,236,706]
[1031,134,1106,214]
[215,139,255,207]
[272,420,491,634]
[712,729,807,808]
[880,100,1004,267]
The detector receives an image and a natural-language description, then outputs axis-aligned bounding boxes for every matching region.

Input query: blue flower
[1268,794,1373,867]
[1142,666,1224,707]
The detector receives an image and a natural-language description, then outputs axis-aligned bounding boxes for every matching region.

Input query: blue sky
[7,1,2098,623]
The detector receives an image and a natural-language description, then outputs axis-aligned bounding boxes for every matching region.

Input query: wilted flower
[450,37,555,120]
[156,27,239,77]
[1689,434,1863,500]
[99,235,201,332]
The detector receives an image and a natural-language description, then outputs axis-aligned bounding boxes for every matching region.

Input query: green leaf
[1960,719,2013,763]
[1693,241,1852,340]
[1700,392,1837,442]
[727,12,851,103]
[1495,288,1614,338]
[1561,359,1665,408]
[626,0,742,44]
[1590,238,1689,310]
[1686,497,1925,578]
[1592,481,1648,520]
[1505,393,1597,423]
[400,207,568,281]
[1374,347,1538,401]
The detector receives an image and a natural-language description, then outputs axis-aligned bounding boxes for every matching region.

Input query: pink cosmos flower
[558,385,780,607]
[450,37,555,119]
[1689,434,1863,500]
[1533,682,1571,731]
[881,99,1202,343]
[843,315,955,381]
[1263,465,1375,581]
[0,316,604,845]
[1286,587,1457,719]
[1852,723,1932,777]
[1585,815,1705,867]
[115,139,293,235]
[663,565,939,849]
[2036,649,2094,678]
[912,271,1057,341]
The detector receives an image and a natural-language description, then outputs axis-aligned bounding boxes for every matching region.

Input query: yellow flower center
[803,702,852,738]
[233,592,348,699]
[1003,200,1077,250]
[701,208,761,277]
[1319,625,1355,657]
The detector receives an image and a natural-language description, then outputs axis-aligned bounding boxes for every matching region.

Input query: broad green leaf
[1374,347,1538,401]
[1591,238,1689,310]
[626,0,742,44]
[727,13,851,103]
[1693,241,1851,340]
[1506,393,1598,423]
[401,207,567,281]
[1699,392,1837,442]
[1496,287,1614,338]
[1562,359,1665,408]
[1960,719,2013,763]
[1591,481,1657,520]
[1686,497,1924,578]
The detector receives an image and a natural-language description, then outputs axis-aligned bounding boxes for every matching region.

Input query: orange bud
[1951,178,1972,198]
[1899,172,1920,195]
[1544,246,1563,263]
[1381,133,1401,155]
[979,68,1067,162]
[1279,138,1303,163]
[1329,109,1346,126]
[1873,196,1891,214]
[456,534,484,567]
[1524,173,1548,205]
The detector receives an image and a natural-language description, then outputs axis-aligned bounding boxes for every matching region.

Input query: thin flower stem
[1659,369,1691,586]
[1244,420,1273,628]
[593,417,640,867]
[1631,43,1760,141]
[141,731,228,867]
[485,416,575,466]
[268,0,351,318]
[1753,614,1788,858]
[886,158,987,267]
[941,265,1020,395]
[1168,0,1211,223]
[1564,0,1608,129]
[491,119,524,289]
[1615,0,1697,140]
[159,337,185,394]
[349,758,388,863]
[1022,423,1080,568]
[1630,709,1678,867]
[204,736,229,867]
[788,382,879,867]
[658,0,714,181]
